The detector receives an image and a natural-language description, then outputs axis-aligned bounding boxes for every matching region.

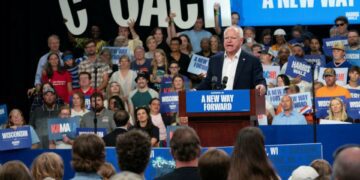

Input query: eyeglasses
[336,23,345,27]
[169,67,179,69]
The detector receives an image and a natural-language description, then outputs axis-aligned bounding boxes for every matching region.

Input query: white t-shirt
[151,113,167,141]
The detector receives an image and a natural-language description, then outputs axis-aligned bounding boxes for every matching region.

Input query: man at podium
[196,26,266,95]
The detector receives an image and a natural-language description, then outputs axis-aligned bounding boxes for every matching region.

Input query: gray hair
[224,26,244,38]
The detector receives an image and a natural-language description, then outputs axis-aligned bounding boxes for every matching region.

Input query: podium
[179,89,265,146]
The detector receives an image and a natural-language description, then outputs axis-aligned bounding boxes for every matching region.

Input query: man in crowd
[332,145,360,180]
[155,126,201,180]
[30,86,61,148]
[344,66,360,90]
[316,68,351,98]
[102,110,129,147]
[272,95,307,125]
[326,41,352,69]
[334,16,349,37]
[130,46,152,74]
[80,92,116,134]
[76,72,96,96]
[112,130,151,179]
[78,40,111,92]
[346,30,360,50]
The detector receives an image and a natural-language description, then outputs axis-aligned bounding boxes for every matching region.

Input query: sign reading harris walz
[186,90,250,113]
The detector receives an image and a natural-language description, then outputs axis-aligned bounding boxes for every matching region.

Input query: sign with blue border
[285,56,313,82]
[160,92,179,113]
[0,126,31,151]
[48,117,81,140]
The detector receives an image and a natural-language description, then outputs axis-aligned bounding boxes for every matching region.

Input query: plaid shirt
[78,59,112,88]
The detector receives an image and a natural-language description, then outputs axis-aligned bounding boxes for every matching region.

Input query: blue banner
[160,92,179,113]
[187,54,209,75]
[285,56,313,82]
[48,117,81,140]
[0,104,8,125]
[102,46,129,65]
[76,128,107,138]
[349,89,360,98]
[186,90,250,113]
[322,37,348,56]
[345,49,360,66]
[289,92,313,114]
[304,55,326,69]
[231,1,360,26]
[315,96,346,118]
[348,98,360,119]
[0,127,32,151]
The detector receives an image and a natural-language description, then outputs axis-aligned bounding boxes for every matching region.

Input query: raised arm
[214,3,222,35]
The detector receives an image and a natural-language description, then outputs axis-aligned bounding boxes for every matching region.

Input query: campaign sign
[288,92,313,114]
[285,56,312,82]
[304,55,326,69]
[265,143,323,178]
[315,96,346,118]
[347,98,360,119]
[266,86,288,107]
[322,37,348,56]
[165,126,181,147]
[76,128,107,138]
[262,65,280,85]
[349,89,360,98]
[0,126,31,151]
[160,92,179,113]
[0,104,8,125]
[187,54,209,75]
[186,90,250,113]
[48,117,81,140]
[230,1,360,26]
[102,46,129,65]
[318,67,348,86]
[345,49,360,66]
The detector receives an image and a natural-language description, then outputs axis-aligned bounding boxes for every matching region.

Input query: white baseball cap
[288,166,319,180]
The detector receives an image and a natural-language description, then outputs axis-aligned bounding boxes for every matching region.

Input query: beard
[92,105,104,113]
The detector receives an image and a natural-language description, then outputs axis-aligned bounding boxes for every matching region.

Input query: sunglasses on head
[336,23,345,27]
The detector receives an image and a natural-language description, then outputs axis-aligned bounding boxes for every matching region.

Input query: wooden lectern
[178,89,265,147]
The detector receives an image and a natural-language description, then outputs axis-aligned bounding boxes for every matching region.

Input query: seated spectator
[276,74,291,87]
[30,82,64,112]
[332,145,360,180]
[4,109,40,149]
[76,72,96,96]
[97,162,115,180]
[102,110,129,147]
[155,126,201,180]
[112,130,151,179]
[71,91,89,117]
[288,166,319,180]
[145,35,157,59]
[209,35,222,54]
[100,48,117,75]
[80,92,116,134]
[346,29,360,50]
[272,95,307,125]
[260,29,273,51]
[251,44,263,58]
[62,50,80,90]
[107,96,126,112]
[105,81,124,106]
[41,52,72,103]
[270,29,291,58]
[133,107,159,147]
[316,68,351,99]
[326,41,352,69]
[228,127,279,179]
[343,66,360,90]
[326,97,353,123]
[31,152,64,180]
[49,105,74,149]
[333,16,349,37]
[310,159,332,180]
[149,98,167,147]
[71,134,105,180]
[0,160,32,180]
[198,149,230,180]
[150,49,169,91]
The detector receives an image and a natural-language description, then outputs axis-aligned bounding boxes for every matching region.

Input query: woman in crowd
[108,95,126,112]
[260,29,273,51]
[149,98,168,147]
[31,152,64,180]
[228,127,279,180]
[109,55,137,105]
[179,34,193,57]
[41,52,72,103]
[326,97,353,123]
[97,162,116,180]
[210,34,222,54]
[133,107,159,147]
[5,109,40,149]
[71,91,89,117]
[145,35,157,59]
[170,75,186,92]
[150,49,168,91]
[276,74,291,87]
[0,160,33,180]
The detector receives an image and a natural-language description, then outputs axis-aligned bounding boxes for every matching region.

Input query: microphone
[211,76,218,90]
[222,76,228,90]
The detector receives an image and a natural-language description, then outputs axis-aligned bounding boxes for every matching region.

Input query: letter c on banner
[59,0,88,35]
[110,0,139,27]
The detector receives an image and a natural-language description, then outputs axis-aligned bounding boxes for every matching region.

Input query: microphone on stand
[222,76,228,90]
[211,76,218,90]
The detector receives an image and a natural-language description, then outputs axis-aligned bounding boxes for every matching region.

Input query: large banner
[231,1,360,26]
[285,56,313,82]
[0,127,32,151]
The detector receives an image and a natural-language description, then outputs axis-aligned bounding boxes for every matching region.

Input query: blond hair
[31,152,64,180]
[326,97,348,121]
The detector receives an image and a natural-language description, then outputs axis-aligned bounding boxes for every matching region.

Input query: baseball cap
[261,49,274,56]
[135,72,149,82]
[288,166,319,180]
[332,41,345,51]
[274,28,286,36]
[323,68,336,78]
[43,86,55,94]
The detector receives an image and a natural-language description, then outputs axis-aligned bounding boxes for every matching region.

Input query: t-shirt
[131,91,153,109]
[42,71,72,103]
[316,85,351,99]
[151,113,167,141]
[130,59,152,75]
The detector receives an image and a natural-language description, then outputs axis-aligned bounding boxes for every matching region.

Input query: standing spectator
[251,44,263,59]
[228,127,279,180]
[210,35,222,54]
[113,20,143,54]
[112,130,151,179]
[105,81,124,102]
[63,51,80,90]
[152,27,171,53]
[155,126,201,180]
[80,92,116,134]
[272,95,307,125]
[31,152,64,180]
[325,42,352,69]
[308,37,323,55]
[288,25,304,45]
[334,16,349,37]
[78,40,111,92]
[41,52,72,103]
[71,134,105,180]
[196,37,214,58]
[71,92,89,117]
[107,96,126,113]
[276,47,291,70]
[167,37,191,78]
[346,30,360,50]
[145,35,157,59]
[242,27,261,54]
[49,105,74,149]
[332,145,360,180]
[260,29,273,51]
[270,28,291,57]
[149,98,168,146]
[316,68,351,99]
[102,110,129,147]
[325,97,353,123]
[130,46,152,74]
[150,49,169,91]
[30,85,61,148]
[133,107,159,147]
[288,166,319,180]
[76,72,96,96]
[179,34,194,57]
[0,160,33,180]
[99,48,117,75]
[30,82,64,113]
[198,149,230,180]
[344,66,360,90]
[5,109,40,149]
